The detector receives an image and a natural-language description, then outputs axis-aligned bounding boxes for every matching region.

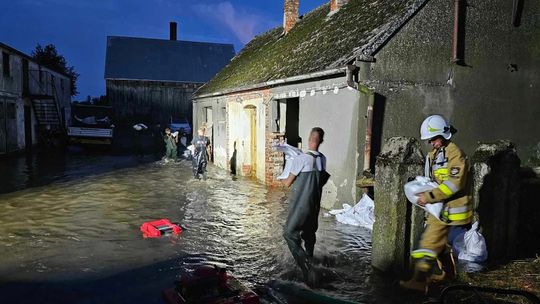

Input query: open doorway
[276,98,300,148]
[24,105,32,150]
[244,105,257,176]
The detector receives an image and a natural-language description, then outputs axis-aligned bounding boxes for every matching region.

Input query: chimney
[170,22,177,41]
[283,0,299,34]
[330,0,348,13]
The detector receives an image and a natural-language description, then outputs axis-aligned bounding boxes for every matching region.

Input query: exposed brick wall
[283,0,299,34]
[265,132,286,187]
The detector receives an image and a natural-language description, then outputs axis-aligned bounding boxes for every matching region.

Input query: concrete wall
[194,90,270,182]
[366,0,540,166]
[194,75,362,209]
[192,97,229,170]
[270,76,361,209]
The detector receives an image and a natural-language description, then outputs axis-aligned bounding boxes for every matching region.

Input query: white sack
[453,222,488,263]
[273,143,303,180]
[133,123,148,131]
[330,194,375,230]
[404,176,444,220]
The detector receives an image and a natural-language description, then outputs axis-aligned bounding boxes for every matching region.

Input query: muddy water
[0,152,408,303]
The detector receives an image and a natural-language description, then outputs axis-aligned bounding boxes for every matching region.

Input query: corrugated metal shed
[104,36,235,83]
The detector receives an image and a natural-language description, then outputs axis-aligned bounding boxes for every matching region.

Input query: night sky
[1,0,323,100]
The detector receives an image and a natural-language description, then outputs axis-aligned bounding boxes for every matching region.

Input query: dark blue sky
[1,0,323,100]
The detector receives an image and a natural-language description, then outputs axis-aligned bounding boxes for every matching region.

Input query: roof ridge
[106,35,234,47]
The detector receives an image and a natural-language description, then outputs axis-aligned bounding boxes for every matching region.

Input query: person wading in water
[191,128,211,180]
[282,127,330,286]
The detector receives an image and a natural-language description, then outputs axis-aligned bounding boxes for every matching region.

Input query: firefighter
[400,115,473,293]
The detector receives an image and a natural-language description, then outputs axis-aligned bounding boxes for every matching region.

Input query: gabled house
[105,22,236,127]
[193,0,540,209]
[0,42,72,154]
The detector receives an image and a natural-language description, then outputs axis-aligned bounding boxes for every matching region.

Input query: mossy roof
[197,0,427,96]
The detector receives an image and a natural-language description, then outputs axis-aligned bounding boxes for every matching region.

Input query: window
[205,107,213,123]
[2,52,10,77]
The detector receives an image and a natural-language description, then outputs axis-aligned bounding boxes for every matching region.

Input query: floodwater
[0,149,415,304]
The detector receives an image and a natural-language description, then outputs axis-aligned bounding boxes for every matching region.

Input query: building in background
[104,22,236,130]
[0,42,72,154]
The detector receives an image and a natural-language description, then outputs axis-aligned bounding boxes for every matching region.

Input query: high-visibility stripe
[411,249,437,259]
[447,206,469,214]
[447,210,473,221]
[443,181,458,193]
[438,183,453,196]
[434,168,449,174]
[441,205,473,222]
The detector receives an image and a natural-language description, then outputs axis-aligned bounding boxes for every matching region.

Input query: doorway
[205,106,214,162]
[244,105,257,175]
[284,98,299,148]
[24,105,32,149]
[0,98,18,154]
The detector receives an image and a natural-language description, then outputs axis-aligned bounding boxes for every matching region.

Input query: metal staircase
[26,69,64,132]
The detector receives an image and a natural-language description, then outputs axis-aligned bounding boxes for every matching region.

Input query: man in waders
[282,127,330,286]
[163,127,178,161]
[400,115,472,293]
[191,128,211,180]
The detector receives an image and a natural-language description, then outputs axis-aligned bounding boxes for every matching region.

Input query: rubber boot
[439,247,457,281]
[428,259,447,283]
[399,269,428,294]
[302,259,318,288]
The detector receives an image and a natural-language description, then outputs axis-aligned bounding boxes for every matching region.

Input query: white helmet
[420,115,452,140]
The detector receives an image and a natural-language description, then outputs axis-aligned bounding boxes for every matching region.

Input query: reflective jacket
[425,141,472,225]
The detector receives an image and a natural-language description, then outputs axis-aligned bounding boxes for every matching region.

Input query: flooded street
[0,150,410,304]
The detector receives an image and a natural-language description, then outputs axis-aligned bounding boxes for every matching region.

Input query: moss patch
[198,0,420,95]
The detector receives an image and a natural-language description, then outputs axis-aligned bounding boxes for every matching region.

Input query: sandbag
[453,221,488,263]
[404,176,444,220]
[273,143,303,180]
[328,194,375,230]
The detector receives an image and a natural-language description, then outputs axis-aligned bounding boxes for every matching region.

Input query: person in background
[133,123,148,158]
[163,127,178,161]
[191,128,211,180]
[282,127,330,286]
[400,115,472,293]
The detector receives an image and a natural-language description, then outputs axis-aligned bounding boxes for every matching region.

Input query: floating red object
[140,219,182,238]
[162,265,260,304]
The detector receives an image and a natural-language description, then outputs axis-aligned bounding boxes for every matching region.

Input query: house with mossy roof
[193,0,540,210]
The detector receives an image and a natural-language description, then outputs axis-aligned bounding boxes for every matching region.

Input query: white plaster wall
[227,97,265,181]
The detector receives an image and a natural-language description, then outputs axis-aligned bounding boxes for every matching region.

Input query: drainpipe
[346,64,358,89]
[452,0,463,63]
[363,91,374,173]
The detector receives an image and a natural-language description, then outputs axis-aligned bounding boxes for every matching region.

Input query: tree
[31,44,79,96]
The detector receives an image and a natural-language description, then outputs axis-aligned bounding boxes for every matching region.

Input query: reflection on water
[0,152,405,303]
